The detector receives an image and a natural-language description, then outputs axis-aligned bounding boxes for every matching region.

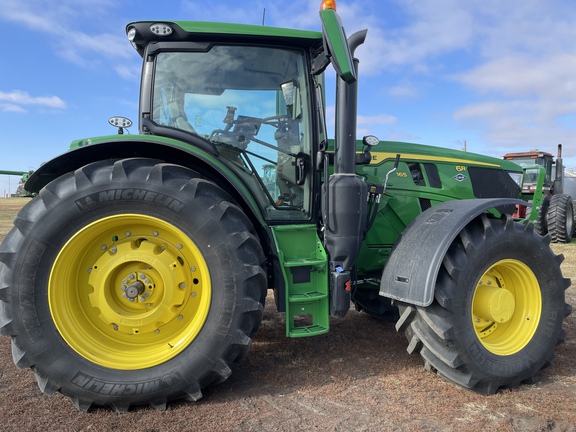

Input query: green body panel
[519,166,546,220]
[355,139,522,171]
[354,140,526,277]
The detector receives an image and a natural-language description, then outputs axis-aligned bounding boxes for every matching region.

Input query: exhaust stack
[320,4,368,317]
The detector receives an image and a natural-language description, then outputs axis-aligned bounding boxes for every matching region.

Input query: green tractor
[0,170,34,197]
[504,145,574,243]
[0,1,570,411]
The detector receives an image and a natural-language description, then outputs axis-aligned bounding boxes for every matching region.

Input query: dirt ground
[1,197,575,431]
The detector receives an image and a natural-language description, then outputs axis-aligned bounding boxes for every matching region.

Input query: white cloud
[453,52,576,158]
[454,101,523,122]
[115,64,140,81]
[0,0,131,73]
[0,0,118,25]
[55,31,133,67]
[182,0,272,26]
[456,55,576,99]
[0,90,66,112]
[358,113,398,126]
[369,0,576,161]
[454,98,576,159]
[387,82,418,98]
[1,104,27,113]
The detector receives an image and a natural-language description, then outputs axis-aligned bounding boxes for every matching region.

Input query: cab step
[271,225,329,337]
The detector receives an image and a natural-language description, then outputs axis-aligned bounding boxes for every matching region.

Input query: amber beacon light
[320,0,337,11]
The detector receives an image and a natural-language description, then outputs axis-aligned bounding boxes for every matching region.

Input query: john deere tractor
[0,0,570,411]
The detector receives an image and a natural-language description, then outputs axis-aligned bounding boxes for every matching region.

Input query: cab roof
[126,20,324,57]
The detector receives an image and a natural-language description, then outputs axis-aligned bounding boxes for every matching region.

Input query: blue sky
[1,0,576,195]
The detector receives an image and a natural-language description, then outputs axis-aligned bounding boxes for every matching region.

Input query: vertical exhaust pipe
[324,30,368,317]
[555,144,564,194]
[334,30,367,174]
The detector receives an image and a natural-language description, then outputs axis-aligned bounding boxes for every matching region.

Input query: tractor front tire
[547,193,574,243]
[395,214,570,394]
[0,158,267,411]
[352,287,399,322]
[534,195,550,236]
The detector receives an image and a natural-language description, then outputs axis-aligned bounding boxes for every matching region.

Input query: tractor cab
[126,21,326,221]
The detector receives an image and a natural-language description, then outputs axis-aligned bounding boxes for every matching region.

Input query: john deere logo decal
[453,173,467,182]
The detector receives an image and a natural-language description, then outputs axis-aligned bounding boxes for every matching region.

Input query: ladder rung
[288,325,329,338]
[289,292,327,302]
[283,259,326,268]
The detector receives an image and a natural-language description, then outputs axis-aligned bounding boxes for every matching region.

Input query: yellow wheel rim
[472,259,541,356]
[49,214,211,369]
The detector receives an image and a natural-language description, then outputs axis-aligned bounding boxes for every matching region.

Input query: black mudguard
[379,198,527,307]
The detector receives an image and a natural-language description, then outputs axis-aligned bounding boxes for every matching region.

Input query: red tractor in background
[504,144,574,243]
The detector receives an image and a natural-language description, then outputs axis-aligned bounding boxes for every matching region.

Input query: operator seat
[168,101,197,133]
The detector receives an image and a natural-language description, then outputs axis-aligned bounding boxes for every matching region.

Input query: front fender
[379,198,526,307]
[25,136,264,227]
[27,135,215,191]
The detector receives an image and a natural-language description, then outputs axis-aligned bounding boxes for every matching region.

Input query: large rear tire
[547,193,574,243]
[395,214,570,394]
[0,158,267,411]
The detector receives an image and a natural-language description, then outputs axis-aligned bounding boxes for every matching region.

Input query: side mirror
[281,80,302,120]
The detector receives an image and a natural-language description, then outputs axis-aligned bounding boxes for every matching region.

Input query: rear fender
[379,198,526,307]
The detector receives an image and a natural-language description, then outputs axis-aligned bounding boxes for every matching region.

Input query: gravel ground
[1,198,575,431]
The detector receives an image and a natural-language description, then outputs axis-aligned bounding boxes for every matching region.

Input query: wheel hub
[87,233,193,337]
[49,214,211,369]
[124,280,145,300]
[473,285,515,323]
[471,259,541,356]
